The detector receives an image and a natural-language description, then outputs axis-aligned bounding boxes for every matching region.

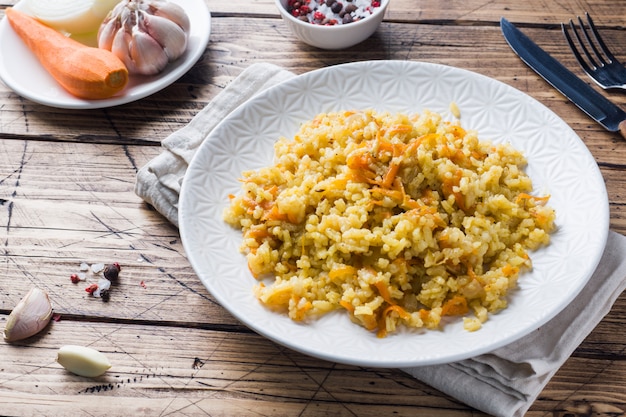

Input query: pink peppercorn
[85,284,98,295]
[287,0,380,26]
[70,274,80,284]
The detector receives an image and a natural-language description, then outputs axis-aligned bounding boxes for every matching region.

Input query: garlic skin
[56,345,111,377]
[3,288,53,342]
[97,0,190,75]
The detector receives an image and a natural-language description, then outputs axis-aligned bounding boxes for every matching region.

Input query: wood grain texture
[2,320,626,416]
[1,0,626,415]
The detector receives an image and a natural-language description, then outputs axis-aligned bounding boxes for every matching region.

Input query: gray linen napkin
[135,63,296,226]
[135,62,626,417]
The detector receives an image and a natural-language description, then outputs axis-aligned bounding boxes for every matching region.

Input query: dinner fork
[561,13,626,90]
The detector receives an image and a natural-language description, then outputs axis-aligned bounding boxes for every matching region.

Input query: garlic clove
[151,0,190,33]
[3,287,53,342]
[97,18,118,51]
[142,13,187,60]
[56,345,111,377]
[127,28,169,75]
[111,26,132,69]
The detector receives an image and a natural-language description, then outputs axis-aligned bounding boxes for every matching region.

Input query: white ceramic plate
[0,0,210,109]
[179,60,609,368]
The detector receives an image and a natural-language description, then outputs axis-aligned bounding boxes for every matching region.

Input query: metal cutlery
[500,17,626,139]
[562,13,626,90]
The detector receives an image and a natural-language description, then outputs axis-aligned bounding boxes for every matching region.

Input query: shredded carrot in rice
[225,109,556,337]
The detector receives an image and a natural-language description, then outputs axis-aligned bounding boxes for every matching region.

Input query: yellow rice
[223,109,556,337]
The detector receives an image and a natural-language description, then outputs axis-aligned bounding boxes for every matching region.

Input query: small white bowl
[275,0,389,50]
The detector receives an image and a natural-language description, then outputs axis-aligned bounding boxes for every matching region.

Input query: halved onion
[26,0,120,34]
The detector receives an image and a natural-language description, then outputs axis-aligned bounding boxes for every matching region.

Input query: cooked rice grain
[223,109,555,337]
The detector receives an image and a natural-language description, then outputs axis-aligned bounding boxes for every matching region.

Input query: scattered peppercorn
[73,261,122,302]
[103,263,120,281]
[344,4,358,14]
[313,10,325,20]
[331,1,343,14]
[285,0,381,25]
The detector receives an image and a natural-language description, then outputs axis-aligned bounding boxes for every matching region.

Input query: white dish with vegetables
[0,0,210,109]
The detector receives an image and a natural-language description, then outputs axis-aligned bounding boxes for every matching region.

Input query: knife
[500,17,626,138]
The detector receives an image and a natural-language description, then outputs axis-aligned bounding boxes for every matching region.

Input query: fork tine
[562,21,595,74]
[576,15,607,66]
[584,12,616,63]
[569,18,600,68]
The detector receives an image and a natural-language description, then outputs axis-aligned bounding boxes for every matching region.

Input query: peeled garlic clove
[56,345,111,377]
[3,288,53,342]
[142,13,187,60]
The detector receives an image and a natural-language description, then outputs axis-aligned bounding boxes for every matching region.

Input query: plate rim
[0,0,211,109]
[179,59,610,367]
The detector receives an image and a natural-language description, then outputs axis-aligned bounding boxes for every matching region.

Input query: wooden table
[1,0,626,415]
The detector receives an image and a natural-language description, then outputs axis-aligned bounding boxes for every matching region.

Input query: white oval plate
[179,60,609,368]
[0,0,210,109]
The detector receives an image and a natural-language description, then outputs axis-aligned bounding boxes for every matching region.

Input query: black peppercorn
[103,263,121,281]
[331,1,343,14]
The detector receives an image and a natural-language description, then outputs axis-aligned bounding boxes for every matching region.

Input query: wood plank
[0,134,624,327]
[2,20,626,173]
[529,356,626,415]
[0,320,482,417]
[3,0,626,22]
[202,0,626,25]
[1,6,625,415]
[0,140,241,327]
[2,18,626,156]
[2,320,626,416]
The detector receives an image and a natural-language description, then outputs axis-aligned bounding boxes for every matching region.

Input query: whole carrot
[5,7,129,100]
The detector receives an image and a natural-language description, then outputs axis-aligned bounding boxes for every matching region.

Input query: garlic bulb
[3,287,53,342]
[97,0,190,75]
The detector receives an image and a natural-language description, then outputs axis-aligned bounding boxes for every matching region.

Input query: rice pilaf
[223,109,556,337]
